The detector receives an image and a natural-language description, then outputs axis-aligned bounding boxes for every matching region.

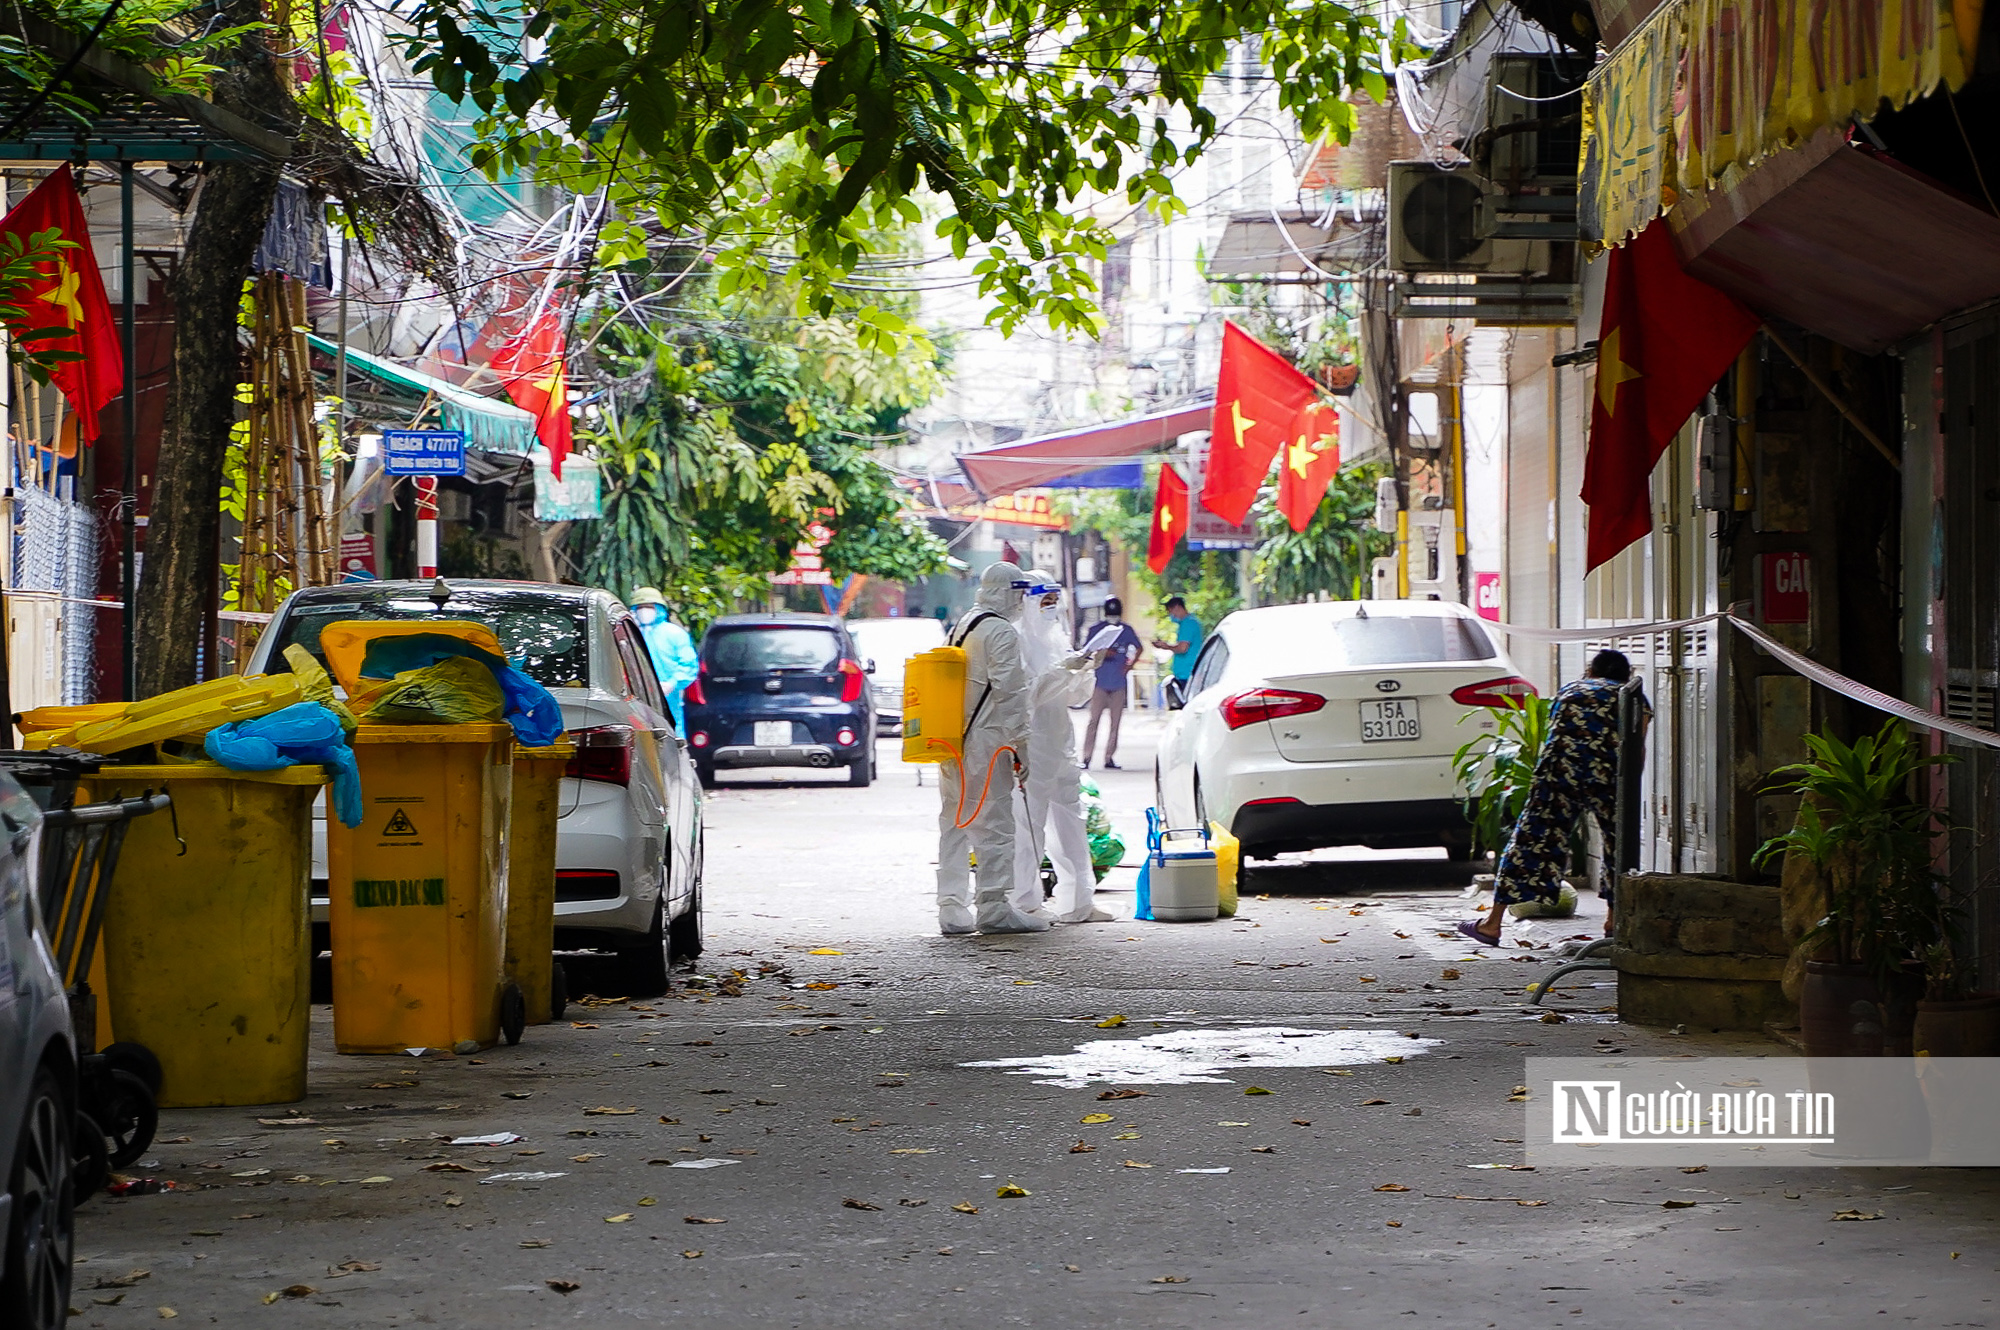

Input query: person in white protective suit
[936,562,1050,935]
[1011,572,1115,924]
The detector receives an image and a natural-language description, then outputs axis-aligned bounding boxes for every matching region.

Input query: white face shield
[1017,569,1069,674]
[975,561,1027,617]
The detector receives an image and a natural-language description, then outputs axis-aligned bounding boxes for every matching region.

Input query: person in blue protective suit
[630,587,700,729]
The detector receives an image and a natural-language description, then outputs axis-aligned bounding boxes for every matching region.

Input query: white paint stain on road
[964,1026,1439,1088]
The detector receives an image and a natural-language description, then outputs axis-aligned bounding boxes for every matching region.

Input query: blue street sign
[382,429,466,477]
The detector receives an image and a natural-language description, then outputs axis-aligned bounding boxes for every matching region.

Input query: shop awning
[307,334,538,455]
[955,401,1213,496]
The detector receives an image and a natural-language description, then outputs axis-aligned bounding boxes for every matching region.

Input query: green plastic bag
[1079,775,1126,882]
[356,655,506,727]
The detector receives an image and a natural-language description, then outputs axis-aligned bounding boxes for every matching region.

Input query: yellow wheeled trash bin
[80,763,326,1107]
[325,723,518,1054]
[507,738,574,1026]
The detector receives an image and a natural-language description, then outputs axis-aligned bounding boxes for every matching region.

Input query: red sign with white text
[339,532,376,578]
[1472,571,1502,622]
[1760,552,1811,624]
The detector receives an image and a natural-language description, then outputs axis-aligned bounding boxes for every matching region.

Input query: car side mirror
[865,659,877,674]
[1163,678,1187,711]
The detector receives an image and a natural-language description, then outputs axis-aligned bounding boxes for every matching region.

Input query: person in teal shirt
[1154,595,1203,684]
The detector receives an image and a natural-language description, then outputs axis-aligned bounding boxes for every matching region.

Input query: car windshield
[1324,615,1497,665]
[267,589,590,689]
[706,626,842,673]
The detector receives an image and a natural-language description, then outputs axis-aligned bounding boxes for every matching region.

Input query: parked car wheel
[695,761,717,790]
[845,748,875,787]
[1,1068,76,1330]
[670,838,705,962]
[1441,831,1475,863]
[619,899,672,997]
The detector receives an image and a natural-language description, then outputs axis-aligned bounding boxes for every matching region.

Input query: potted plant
[1914,939,2000,1056]
[1755,721,1952,1056]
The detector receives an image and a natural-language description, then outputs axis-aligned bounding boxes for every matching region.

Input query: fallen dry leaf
[1250,1146,1277,1154]
[951,1202,979,1214]
[1385,1220,1403,1227]
[899,1198,927,1207]
[1293,1119,1312,1126]
[156,1309,177,1320]
[1243,1086,1272,1096]
[1151,1275,1189,1284]
[1121,1160,1153,1169]
[1440,969,1461,980]
[684,1215,727,1224]
[1068,1141,1097,1154]
[1661,1200,1699,1209]
[1832,1209,1884,1221]
[842,1198,882,1211]
[808,947,844,955]
[1680,1165,1708,1174]
[889,1148,934,1155]
[423,1162,479,1173]
[331,1261,379,1274]
[1096,1089,1147,1100]
[519,1240,550,1249]
[1095,1015,1128,1028]
[280,1285,316,1299]
[604,1213,634,1223]
[1374,1183,1410,1192]
[681,1249,704,1259]
[546,1279,580,1294]
[1361,1098,1390,1106]
[1081,1113,1115,1124]
[570,1022,599,1030]
[584,1106,637,1116]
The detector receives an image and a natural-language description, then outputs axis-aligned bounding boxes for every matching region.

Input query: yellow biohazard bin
[1209,821,1241,918]
[79,763,326,1107]
[325,723,518,1054]
[506,738,574,1027]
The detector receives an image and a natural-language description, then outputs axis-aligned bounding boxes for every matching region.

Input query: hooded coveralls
[1010,573,1102,924]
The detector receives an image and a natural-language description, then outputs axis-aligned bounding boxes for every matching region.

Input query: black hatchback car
[684,613,877,787]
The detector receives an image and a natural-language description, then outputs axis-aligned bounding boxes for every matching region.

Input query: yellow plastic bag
[283,643,358,731]
[354,655,505,726]
[1209,821,1241,918]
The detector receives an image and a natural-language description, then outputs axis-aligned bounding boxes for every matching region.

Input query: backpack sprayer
[902,643,1016,828]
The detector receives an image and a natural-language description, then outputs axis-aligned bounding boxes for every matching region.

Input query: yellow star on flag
[1226,399,1256,447]
[1286,434,1318,478]
[532,362,567,414]
[1157,502,1173,532]
[35,257,83,324]
[1595,326,1643,416]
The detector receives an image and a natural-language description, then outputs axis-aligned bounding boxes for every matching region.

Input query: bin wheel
[101,1043,163,1096]
[500,982,527,1047]
[99,1071,157,1169]
[550,962,569,1023]
[72,1112,109,1204]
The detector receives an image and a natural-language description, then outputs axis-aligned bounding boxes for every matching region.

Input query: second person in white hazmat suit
[1011,572,1113,924]
[936,562,1049,935]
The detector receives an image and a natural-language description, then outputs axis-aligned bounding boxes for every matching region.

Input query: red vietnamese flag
[1201,320,1319,525]
[1276,400,1341,532]
[490,307,573,477]
[1581,221,1759,570]
[1147,463,1189,575]
[0,165,123,440]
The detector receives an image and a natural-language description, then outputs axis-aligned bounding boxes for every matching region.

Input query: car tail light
[837,658,865,703]
[1241,796,1303,808]
[686,669,707,707]
[836,727,857,746]
[690,731,709,748]
[1450,676,1540,709]
[1219,687,1326,730]
[566,724,633,785]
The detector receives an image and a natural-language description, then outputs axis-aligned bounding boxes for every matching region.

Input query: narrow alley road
[74,718,2000,1327]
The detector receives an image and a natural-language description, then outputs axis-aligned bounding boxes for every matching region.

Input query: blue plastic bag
[1134,857,1153,922]
[355,633,565,748]
[205,702,364,828]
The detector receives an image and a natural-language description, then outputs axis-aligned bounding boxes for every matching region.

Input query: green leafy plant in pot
[1754,721,1953,1057]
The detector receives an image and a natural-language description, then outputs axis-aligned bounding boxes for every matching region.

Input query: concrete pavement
[72,713,2000,1327]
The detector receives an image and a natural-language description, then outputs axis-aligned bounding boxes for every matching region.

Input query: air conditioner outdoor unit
[1386,161,1552,278]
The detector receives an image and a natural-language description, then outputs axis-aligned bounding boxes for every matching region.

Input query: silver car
[0,772,75,1328]
[247,579,705,997]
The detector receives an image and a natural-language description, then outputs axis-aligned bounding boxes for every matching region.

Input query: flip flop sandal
[1455,919,1502,947]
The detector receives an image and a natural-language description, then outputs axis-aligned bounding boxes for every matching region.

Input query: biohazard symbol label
[382,808,420,837]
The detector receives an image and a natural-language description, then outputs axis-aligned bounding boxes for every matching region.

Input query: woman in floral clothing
[1458,649,1648,947]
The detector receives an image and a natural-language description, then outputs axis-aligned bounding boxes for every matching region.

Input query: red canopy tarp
[954,401,1213,497]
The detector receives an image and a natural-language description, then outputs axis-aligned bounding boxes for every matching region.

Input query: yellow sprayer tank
[901,646,967,764]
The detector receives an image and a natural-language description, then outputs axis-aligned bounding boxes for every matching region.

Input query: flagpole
[120,161,136,699]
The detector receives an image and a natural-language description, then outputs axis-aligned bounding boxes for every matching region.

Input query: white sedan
[1154,600,1535,860]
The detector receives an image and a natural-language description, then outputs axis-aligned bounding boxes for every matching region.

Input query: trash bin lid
[81,762,331,785]
[320,620,508,695]
[512,738,577,760]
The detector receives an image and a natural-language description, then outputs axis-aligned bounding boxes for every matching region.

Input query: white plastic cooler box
[1147,812,1219,922]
